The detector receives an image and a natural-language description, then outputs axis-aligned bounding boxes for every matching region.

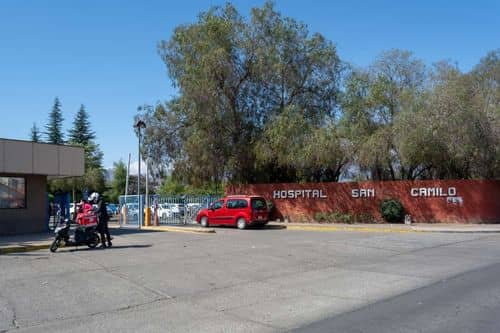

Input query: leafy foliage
[104,160,127,202]
[157,176,223,195]
[139,3,498,188]
[380,199,405,223]
[48,104,106,195]
[142,2,343,187]
[313,211,375,224]
[342,49,499,180]
[67,105,105,193]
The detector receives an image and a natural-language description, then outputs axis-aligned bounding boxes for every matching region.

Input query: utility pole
[134,120,146,227]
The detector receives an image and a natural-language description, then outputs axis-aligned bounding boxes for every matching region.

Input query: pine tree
[30,123,41,142]
[68,105,95,145]
[45,97,64,144]
[67,104,106,194]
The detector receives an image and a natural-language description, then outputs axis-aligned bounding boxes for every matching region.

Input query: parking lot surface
[2,228,500,332]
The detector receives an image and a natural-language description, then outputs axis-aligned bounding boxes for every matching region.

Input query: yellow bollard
[144,206,151,226]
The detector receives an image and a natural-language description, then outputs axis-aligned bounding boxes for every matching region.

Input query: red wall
[226,180,500,223]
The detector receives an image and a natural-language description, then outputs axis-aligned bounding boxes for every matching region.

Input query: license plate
[258,216,263,220]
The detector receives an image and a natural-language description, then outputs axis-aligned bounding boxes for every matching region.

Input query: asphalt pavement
[2,227,500,332]
[295,261,500,333]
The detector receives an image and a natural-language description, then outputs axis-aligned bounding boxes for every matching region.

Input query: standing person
[89,192,112,248]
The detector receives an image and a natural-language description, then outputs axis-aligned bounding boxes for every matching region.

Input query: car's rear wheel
[237,218,246,230]
[200,216,209,227]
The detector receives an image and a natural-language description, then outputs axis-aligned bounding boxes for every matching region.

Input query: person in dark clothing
[90,192,112,248]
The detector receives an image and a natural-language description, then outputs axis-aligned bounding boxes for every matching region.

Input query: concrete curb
[284,225,419,233]
[141,225,216,234]
[0,243,51,255]
[270,223,500,234]
[407,228,500,234]
[1,225,215,255]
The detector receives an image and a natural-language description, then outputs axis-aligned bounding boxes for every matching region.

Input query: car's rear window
[251,198,267,210]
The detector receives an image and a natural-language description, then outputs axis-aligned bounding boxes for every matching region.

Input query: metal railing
[118,194,221,227]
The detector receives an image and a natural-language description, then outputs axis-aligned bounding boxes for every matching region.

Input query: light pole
[134,119,146,227]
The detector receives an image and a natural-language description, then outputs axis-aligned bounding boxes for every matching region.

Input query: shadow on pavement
[264,224,286,230]
[4,252,51,257]
[68,244,153,252]
[209,224,286,230]
[108,228,163,236]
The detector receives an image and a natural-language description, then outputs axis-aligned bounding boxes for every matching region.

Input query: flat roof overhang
[0,138,85,178]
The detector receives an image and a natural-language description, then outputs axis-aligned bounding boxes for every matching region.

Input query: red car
[196,195,269,229]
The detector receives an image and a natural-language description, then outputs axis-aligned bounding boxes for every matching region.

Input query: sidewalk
[269,222,500,233]
[0,232,54,254]
[0,223,214,255]
[2,222,500,255]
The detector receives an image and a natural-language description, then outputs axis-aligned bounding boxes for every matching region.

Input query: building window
[0,177,26,209]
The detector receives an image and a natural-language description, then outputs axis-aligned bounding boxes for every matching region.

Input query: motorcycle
[50,209,101,252]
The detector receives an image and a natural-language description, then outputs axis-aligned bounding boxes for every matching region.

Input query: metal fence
[118,194,220,228]
[118,195,144,229]
[150,194,220,225]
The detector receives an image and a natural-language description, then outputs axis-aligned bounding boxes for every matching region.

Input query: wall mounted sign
[272,189,327,199]
[410,187,457,197]
[351,188,375,198]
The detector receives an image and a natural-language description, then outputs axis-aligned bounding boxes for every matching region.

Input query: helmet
[89,192,100,203]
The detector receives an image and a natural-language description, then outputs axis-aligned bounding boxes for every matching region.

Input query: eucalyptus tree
[148,1,343,185]
[342,50,428,180]
[143,3,499,185]
[418,52,500,179]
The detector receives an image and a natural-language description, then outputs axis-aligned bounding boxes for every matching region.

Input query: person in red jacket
[76,199,97,226]
[82,199,93,214]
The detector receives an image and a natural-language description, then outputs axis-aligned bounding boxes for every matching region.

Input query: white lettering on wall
[449,187,457,196]
[352,189,375,198]
[272,189,327,199]
[447,196,463,206]
[410,187,458,197]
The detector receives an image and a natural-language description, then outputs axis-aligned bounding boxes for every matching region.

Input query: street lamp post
[134,120,146,227]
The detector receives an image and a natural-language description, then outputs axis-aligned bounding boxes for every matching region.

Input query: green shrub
[353,212,375,223]
[328,211,348,224]
[314,212,328,223]
[380,199,405,223]
[337,212,353,224]
[314,211,354,224]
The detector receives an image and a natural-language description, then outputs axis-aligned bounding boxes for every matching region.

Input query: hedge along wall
[226,180,500,223]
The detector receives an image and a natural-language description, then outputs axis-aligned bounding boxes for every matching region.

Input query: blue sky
[1,0,498,169]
